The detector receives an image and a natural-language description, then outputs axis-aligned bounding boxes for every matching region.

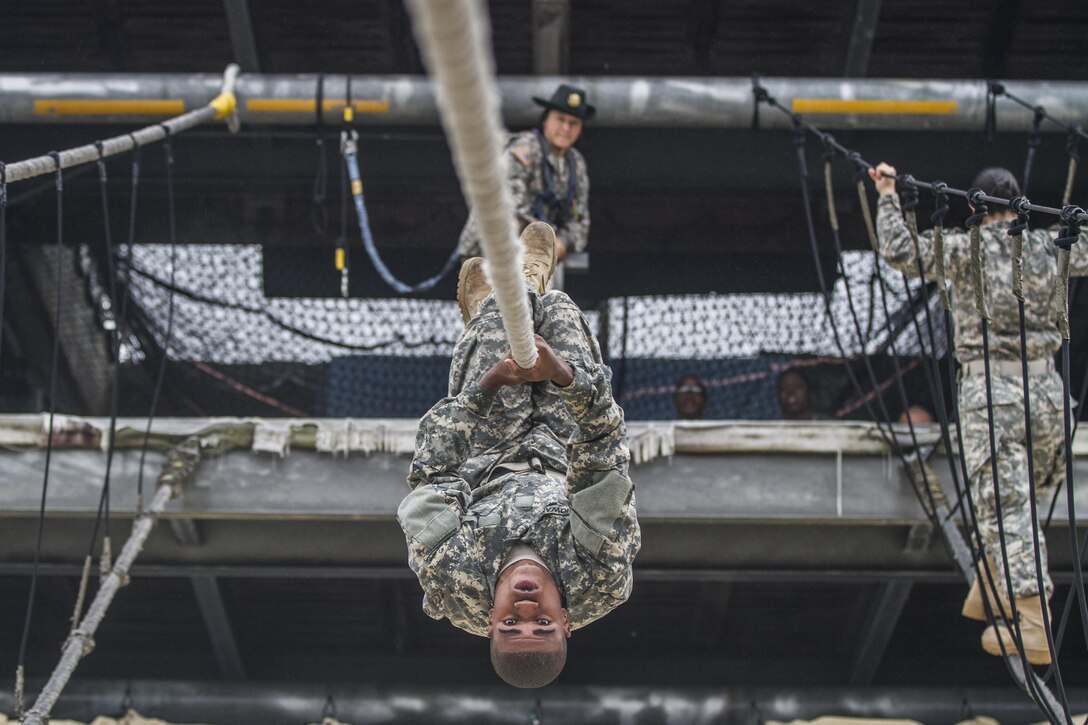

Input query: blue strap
[342,137,459,294]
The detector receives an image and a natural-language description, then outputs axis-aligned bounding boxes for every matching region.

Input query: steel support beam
[842,0,882,78]
[3,681,1086,725]
[222,0,261,72]
[532,0,569,75]
[190,574,247,680]
[5,74,1088,131]
[848,580,912,685]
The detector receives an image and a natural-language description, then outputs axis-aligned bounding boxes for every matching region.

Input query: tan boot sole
[520,221,557,293]
[981,625,1052,665]
[457,257,486,324]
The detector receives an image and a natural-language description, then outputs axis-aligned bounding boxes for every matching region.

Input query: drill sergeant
[458,84,593,262]
[399,222,640,687]
[869,162,1088,664]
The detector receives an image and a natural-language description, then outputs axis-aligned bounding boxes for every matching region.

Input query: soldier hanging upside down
[398,222,640,688]
[869,162,1088,664]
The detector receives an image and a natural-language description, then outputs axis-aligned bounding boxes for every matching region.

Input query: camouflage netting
[94,244,947,420]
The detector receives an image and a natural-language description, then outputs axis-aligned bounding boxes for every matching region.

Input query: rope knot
[1055,204,1084,250]
[930,181,950,225]
[965,187,988,227]
[1008,196,1030,237]
[898,175,919,211]
[48,151,63,190]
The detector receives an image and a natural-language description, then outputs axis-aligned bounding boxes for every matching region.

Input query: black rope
[789,126,912,480]
[0,161,6,373]
[752,84,1076,719]
[985,81,1002,142]
[820,147,942,520]
[1022,107,1046,197]
[84,141,122,586]
[136,130,178,512]
[750,81,1088,225]
[14,152,65,719]
[1008,199,1072,694]
[970,185,1068,719]
[311,74,329,238]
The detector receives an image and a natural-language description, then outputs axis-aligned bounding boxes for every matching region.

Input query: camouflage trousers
[959,370,1066,599]
[445,282,605,486]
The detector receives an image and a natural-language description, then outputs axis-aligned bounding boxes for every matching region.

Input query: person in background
[458,84,594,263]
[673,373,708,420]
[777,367,820,421]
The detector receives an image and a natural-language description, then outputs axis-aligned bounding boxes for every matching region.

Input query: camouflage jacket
[397,290,639,637]
[458,130,590,258]
[876,194,1088,363]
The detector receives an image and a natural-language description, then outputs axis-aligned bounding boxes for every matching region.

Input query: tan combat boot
[962,556,1010,622]
[981,595,1052,665]
[520,221,557,293]
[457,257,492,324]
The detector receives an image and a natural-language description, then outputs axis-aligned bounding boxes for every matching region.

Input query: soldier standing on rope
[457,84,593,262]
[399,222,639,688]
[869,162,1088,664]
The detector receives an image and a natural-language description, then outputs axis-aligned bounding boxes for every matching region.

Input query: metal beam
[222,0,261,72]
[842,0,882,78]
[532,0,569,75]
[5,74,1088,131]
[191,574,247,680]
[3,680,1086,725]
[848,580,912,685]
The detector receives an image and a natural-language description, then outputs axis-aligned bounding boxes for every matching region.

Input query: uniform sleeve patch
[510,144,532,167]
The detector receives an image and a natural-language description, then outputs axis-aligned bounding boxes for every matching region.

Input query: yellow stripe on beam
[34,99,185,116]
[791,99,958,115]
[246,98,391,114]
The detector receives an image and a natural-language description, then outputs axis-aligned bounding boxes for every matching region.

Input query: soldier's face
[542,110,583,152]
[488,560,571,647]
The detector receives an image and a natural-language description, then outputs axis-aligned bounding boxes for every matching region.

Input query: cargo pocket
[397,486,461,552]
[569,472,633,558]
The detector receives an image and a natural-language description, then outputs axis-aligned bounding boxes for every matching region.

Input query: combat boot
[962,556,1010,622]
[981,595,1052,665]
[457,257,492,324]
[520,221,557,293]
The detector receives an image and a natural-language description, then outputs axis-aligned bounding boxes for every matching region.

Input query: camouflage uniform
[877,193,1088,598]
[458,130,590,258]
[397,284,639,636]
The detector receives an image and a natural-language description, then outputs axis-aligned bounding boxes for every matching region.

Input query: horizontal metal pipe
[2,74,1088,131]
[2,681,1084,724]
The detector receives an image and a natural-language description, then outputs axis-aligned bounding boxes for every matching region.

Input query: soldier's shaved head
[490,636,567,688]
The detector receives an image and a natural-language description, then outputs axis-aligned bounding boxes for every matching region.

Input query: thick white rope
[405,0,537,368]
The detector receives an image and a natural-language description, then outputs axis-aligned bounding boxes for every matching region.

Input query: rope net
[81,242,958,423]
